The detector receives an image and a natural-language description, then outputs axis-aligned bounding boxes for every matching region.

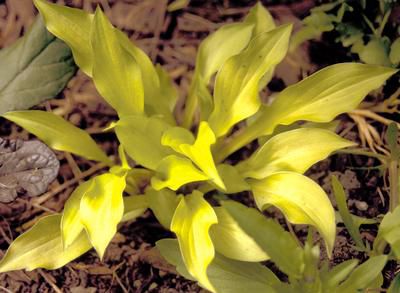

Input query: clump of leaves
[0,1,397,292]
[292,0,400,67]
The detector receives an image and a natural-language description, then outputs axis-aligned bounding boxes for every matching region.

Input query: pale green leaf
[157,239,280,293]
[210,206,269,262]
[388,273,400,293]
[167,0,190,12]
[146,188,181,229]
[170,191,218,291]
[0,16,76,114]
[3,110,110,163]
[34,0,94,76]
[80,173,126,259]
[208,24,292,137]
[359,38,391,66]
[184,21,254,123]
[253,63,397,136]
[91,8,144,116]
[337,255,387,293]
[61,180,94,248]
[332,176,365,249]
[114,115,172,170]
[320,259,358,291]
[162,122,224,189]
[151,155,209,190]
[221,200,304,278]
[156,64,178,112]
[374,205,400,257]
[390,38,400,65]
[122,195,148,222]
[215,164,250,194]
[237,128,355,179]
[244,2,275,36]
[249,172,336,255]
[0,214,91,272]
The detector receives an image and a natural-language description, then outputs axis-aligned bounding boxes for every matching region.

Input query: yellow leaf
[80,173,126,259]
[249,172,336,256]
[237,128,355,179]
[254,63,397,136]
[208,24,292,137]
[91,8,143,116]
[162,122,224,189]
[34,0,94,76]
[151,155,209,190]
[244,2,276,37]
[3,110,110,163]
[114,115,172,170]
[171,191,218,291]
[61,180,94,248]
[0,214,91,272]
[215,164,250,194]
[210,207,269,262]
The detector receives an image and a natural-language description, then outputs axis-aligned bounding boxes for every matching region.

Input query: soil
[0,0,399,292]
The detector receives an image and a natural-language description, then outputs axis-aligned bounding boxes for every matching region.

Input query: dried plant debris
[0,138,59,203]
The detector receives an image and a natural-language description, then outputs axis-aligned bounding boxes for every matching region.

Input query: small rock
[354,200,368,211]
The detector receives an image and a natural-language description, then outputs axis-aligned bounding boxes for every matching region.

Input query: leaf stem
[389,159,399,212]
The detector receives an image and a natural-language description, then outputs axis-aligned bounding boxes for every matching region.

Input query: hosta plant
[0,1,397,291]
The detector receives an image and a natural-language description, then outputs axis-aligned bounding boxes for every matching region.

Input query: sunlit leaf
[249,172,336,255]
[221,200,304,278]
[34,0,94,76]
[61,180,94,248]
[0,214,91,272]
[210,206,269,262]
[3,110,110,163]
[208,24,292,137]
[80,173,126,259]
[170,191,218,291]
[244,2,275,36]
[114,115,172,170]
[184,21,254,123]
[157,239,280,293]
[252,63,397,136]
[337,255,387,293]
[91,8,144,116]
[162,122,224,189]
[237,128,354,179]
[146,188,181,228]
[152,155,209,190]
[122,195,148,222]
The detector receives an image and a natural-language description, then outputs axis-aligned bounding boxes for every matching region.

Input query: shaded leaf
[0,214,91,272]
[208,24,292,137]
[210,206,269,262]
[3,110,110,163]
[170,191,218,291]
[320,259,358,291]
[157,239,280,293]
[0,138,59,203]
[80,173,126,259]
[216,164,250,194]
[0,16,76,114]
[359,38,391,66]
[388,273,400,293]
[114,115,172,170]
[122,195,148,222]
[221,200,304,278]
[332,176,365,249]
[146,188,181,229]
[390,37,400,65]
[337,255,387,293]
[374,205,400,257]
[249,172,336,255]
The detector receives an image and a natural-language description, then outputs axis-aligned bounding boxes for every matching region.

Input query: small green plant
[292,0,400,67]
[0,1,396,291]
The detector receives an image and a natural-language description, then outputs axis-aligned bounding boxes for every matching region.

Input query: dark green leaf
[0,16,76,114]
